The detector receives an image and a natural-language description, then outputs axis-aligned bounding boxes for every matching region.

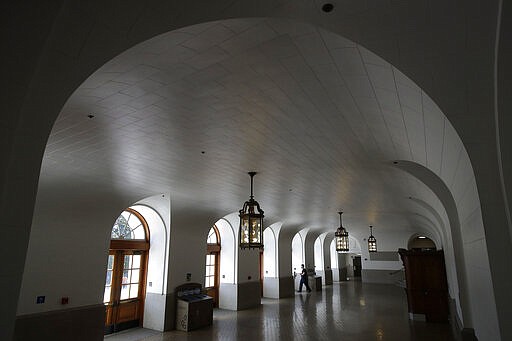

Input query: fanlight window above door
[111,210,147,240]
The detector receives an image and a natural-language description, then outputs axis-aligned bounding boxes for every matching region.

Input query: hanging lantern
[368,225,377,252]
[239,172,264,249]
[335,211,349,252]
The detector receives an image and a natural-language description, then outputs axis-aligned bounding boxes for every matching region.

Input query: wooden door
[205,251,220,307]
[104,250,147,334]
[398,249,449,322]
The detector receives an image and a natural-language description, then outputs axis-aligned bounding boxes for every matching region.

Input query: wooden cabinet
[398,249,449,322]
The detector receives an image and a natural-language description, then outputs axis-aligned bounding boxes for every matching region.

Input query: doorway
[205,226,220,307]
[104,208,149,334]
[353,256,362,277]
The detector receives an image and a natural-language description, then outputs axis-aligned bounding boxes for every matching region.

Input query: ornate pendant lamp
[335,211,349,252]
[368,225,377,252]
[239,172,264,249]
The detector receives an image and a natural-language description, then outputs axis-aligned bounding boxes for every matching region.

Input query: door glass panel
[103,255,115,304]
[129,284,139,299]
[104,287,111,303]
[107,255,114,269]
[123,270,131,284]
[124,255,132,269]
[106,270,113,286]
[132,255,141,268]
[121,284,130,300]
[131,269,140,283]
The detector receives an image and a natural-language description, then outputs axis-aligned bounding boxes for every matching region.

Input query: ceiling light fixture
[335,211,349,252]
[239,172,264,249]
[368,225,377,252]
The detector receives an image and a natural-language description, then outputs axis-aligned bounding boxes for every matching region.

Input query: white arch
[314,237,323,271]
[263,226,277,278]
[125,194,171,331]
[330,239,339,270]
[291,232,305,276]
[215,215,237,285]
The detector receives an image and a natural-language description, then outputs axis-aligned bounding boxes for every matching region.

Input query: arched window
[207,227,219,244]
[111,210,148,240]
[104,208,149,334]
[205,226,220,307]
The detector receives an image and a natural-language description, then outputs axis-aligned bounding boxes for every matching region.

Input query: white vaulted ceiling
[42,18,465,235]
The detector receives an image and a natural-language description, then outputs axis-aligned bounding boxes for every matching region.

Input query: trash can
[175,283,213,331]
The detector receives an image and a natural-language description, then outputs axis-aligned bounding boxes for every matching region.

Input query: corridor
[106,281,456,341]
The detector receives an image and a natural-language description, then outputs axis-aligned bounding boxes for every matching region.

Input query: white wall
[291,232,304,276]
[329,240,338,269]
[216,215,237,284]
[314,237,323,271]
[132,198,170,295]
[132,195,170,331]
[263,227,277,278]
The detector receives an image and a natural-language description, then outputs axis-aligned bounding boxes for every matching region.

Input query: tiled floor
[106,281,457,341]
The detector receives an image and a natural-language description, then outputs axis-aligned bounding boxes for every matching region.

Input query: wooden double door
[104,247,148,334]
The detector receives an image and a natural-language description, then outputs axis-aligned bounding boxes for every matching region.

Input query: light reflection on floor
[106,281,457,341]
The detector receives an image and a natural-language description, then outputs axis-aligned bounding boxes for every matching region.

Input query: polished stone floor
[106,281,457,341]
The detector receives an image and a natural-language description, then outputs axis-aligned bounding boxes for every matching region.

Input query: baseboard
[14,304,105,341]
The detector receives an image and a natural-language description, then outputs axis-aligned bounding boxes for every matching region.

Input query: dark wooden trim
[110,240,149,250]
[126,207,150,242]
[207,244,221,252]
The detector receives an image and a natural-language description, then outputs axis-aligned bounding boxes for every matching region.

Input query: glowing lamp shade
[239,172,264,249]
[335,212,349,252]
[368,225,377,252]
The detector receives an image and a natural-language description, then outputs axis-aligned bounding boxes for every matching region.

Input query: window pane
[111,210,148,240]
[103,286,111,303]
[106,270,113,286]
[131,269,140,284]
[132,255,141,269]
[207,227,218,244]
[132,225,145,239]
[124,255,131,269]
[121,211,131,223]
[107,255,114,270]
[127,213,139,227]
[120,285,129,300]
[116,215,131,239]
[111,224,121,239]
[123,270,131,284]
[129,284,139,299]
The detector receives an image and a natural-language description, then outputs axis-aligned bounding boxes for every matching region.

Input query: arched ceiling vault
[43,18,463,237]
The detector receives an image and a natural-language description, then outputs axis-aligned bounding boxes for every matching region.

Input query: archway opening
[408,236,436,251]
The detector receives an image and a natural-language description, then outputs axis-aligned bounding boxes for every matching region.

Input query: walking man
[298,264,312,292]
